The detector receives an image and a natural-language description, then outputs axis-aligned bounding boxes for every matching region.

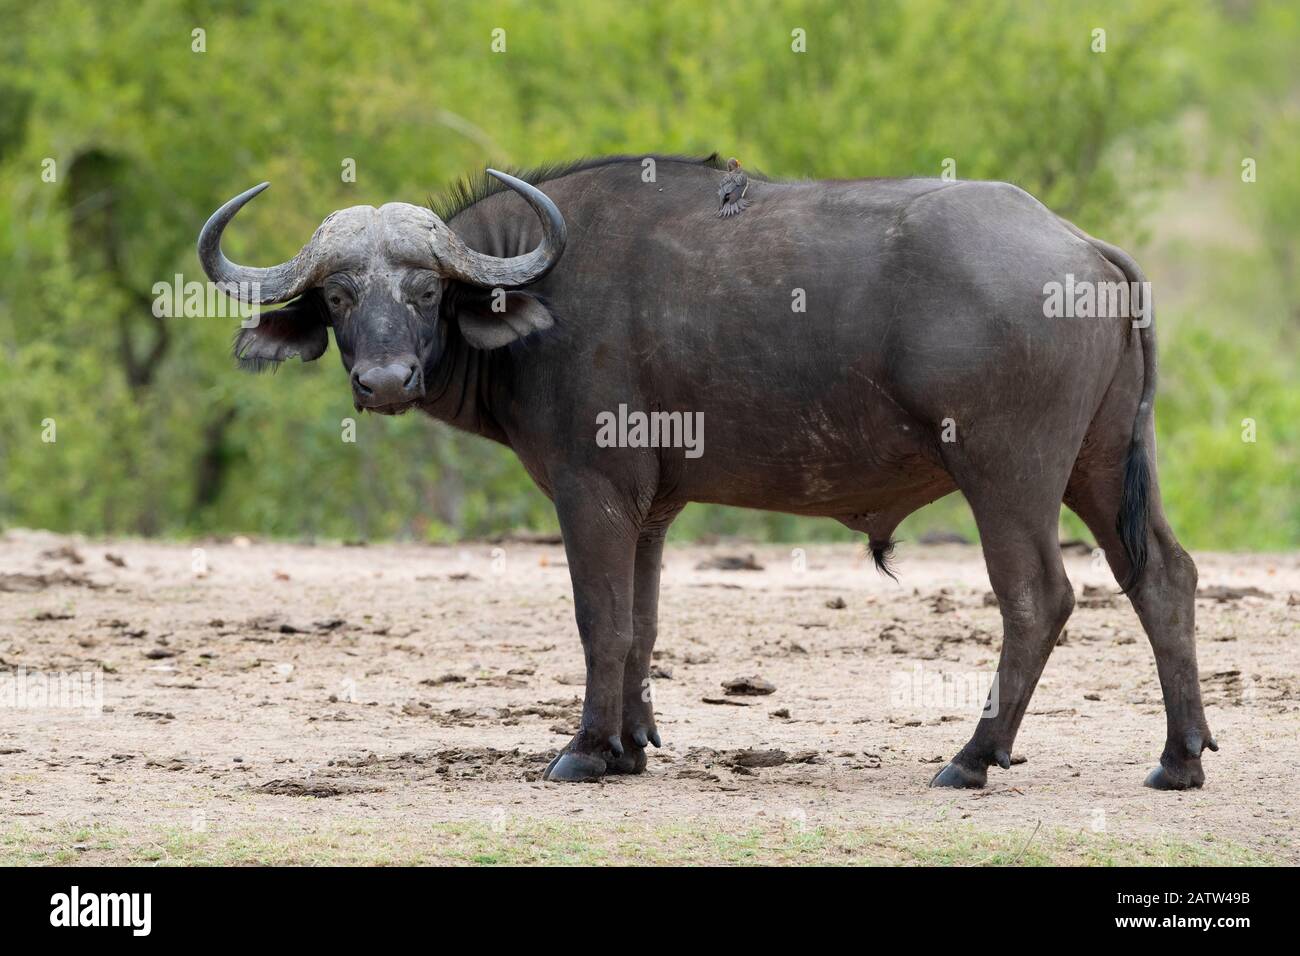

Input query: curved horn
[429,169,568,288]
[197,183,321,304]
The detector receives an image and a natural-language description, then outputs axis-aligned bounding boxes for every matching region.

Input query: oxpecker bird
[717,157,750,218]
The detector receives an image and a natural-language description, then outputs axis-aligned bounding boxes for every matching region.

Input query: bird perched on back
[717,157,750,218]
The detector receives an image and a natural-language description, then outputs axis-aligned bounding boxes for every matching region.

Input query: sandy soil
[1,530,1296,863]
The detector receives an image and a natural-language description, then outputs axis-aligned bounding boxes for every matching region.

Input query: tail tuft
[1115,439,1150,593]
[869,538,899,581]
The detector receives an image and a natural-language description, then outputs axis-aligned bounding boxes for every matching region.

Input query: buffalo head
[197,171,566,413]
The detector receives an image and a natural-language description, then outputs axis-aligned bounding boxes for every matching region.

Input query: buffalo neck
[417,201,540,446]
[419,329,512,446]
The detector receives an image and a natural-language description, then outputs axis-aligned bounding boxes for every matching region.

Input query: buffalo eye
[327,292,345,309]
[419,288,437,304]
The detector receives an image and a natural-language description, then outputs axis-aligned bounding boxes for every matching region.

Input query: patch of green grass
[0,819,1279,867]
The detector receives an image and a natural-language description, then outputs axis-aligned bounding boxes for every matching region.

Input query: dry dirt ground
[1,529,1296,865]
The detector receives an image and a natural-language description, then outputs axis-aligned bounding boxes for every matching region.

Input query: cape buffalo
[198,154,1215,789]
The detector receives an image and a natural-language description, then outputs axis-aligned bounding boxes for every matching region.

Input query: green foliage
[0,0,1294,548]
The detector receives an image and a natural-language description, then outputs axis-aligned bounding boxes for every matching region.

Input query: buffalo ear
[232,290,330,372]
[455,290,555,350]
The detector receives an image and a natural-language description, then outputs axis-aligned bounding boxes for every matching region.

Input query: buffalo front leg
[610,518,680,774]
[542,476,639,783]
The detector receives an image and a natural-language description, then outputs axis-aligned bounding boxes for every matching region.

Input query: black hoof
[1143,762,1204,791]
[930,760,988,789]
[606,746,648,775]
[543,750,607,783]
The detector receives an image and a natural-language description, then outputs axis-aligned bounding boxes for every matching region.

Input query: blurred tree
[0,0,1295,547]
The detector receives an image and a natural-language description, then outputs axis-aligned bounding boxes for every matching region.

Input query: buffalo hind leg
[931,499,1075,788]
[1065,462,1215,789]
[543,474,638,783]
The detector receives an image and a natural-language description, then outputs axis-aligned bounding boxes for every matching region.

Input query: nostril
[403,365,420,390]
[352,372,373,396]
